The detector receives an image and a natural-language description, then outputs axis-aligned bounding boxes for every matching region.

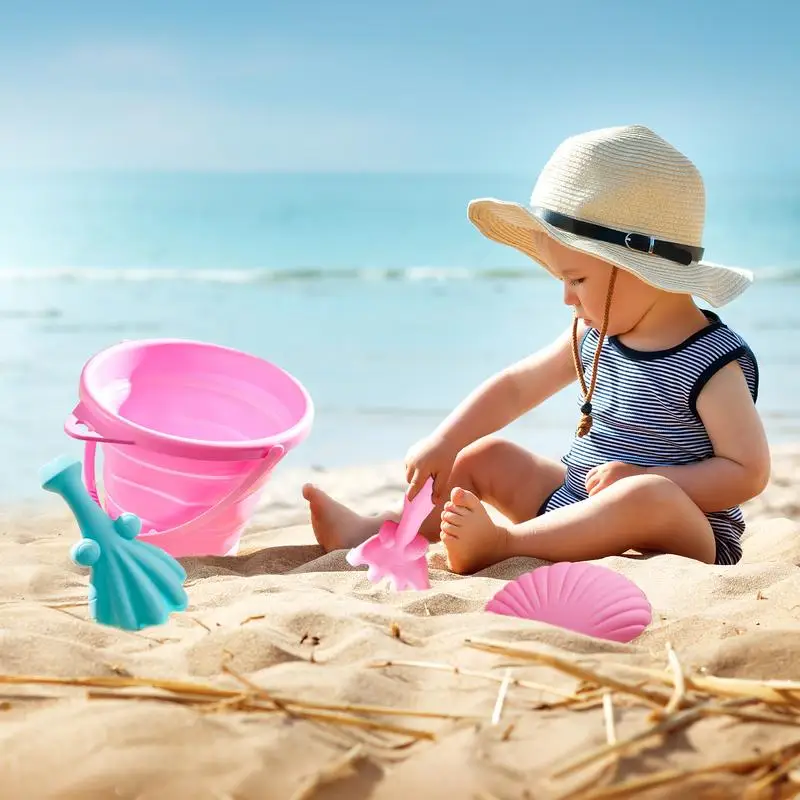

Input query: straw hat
[468,124,753,308]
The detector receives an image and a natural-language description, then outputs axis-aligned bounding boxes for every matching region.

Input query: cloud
[60,41,183,79]
[0,84,423,171]
[0,36,429,170]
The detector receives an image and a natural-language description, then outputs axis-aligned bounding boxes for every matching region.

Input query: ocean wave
[0,266,542,283]
[0,307,61,319]
[0,264,797,284]
[753,266,800,283]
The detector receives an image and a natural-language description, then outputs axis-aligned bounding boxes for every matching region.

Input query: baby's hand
[405,433,459,503]
[585,461,648,496]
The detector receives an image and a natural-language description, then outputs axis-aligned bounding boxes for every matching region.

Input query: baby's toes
[450,487,482,510]
[441,509,462,527]
[440,517,460,537]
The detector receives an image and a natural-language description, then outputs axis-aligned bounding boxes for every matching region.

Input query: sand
[1,447,800,799]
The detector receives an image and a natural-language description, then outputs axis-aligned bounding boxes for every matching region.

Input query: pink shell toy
[486,562,652,643]
[346,478,435,591]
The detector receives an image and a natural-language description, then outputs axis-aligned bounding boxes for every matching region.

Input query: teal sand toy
[40,455,189,631]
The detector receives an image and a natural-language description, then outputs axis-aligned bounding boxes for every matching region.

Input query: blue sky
[0,1,797,173]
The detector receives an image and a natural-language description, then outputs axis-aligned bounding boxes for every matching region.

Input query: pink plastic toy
[64,339,313,558]
[486,562,651,643]
[346,478,435,591]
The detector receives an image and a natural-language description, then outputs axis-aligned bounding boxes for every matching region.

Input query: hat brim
[468,199,753,308]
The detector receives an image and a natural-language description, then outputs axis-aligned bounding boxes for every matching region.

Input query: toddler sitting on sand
[303,125,770,574]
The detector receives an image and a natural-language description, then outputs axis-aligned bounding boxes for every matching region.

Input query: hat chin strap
[571,267,618,438]
[532,207,704,266]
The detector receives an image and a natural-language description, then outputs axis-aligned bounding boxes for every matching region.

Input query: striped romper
[539,310,759,565]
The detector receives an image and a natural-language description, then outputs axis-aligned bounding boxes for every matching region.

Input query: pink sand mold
[346,477,435,591]
[486,562,652,643]
[64,338,314,558]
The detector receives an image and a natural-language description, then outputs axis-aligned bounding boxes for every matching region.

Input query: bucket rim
[77,337,314,460]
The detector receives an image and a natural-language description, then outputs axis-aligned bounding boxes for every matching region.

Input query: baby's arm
[432,321,583,450]
[644,360,771,512]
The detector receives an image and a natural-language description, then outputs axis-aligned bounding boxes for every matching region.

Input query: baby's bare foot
[302,484,384,552]
[440,487,510,574]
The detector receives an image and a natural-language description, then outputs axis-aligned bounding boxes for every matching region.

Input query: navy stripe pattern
[542,310,759,566]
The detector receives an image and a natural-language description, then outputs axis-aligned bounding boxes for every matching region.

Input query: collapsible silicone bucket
[64,339,314,557]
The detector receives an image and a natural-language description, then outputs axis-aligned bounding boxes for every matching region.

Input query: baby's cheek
[582,292,604,317]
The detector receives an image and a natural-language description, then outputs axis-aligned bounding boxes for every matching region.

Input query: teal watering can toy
[40,456,189,631]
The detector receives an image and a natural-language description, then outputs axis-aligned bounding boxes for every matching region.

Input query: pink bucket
[64,339,314,557]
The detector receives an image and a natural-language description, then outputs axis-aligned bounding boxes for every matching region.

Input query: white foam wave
[0,264,792,284]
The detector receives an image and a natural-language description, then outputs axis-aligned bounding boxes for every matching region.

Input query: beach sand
[1,447,799,799]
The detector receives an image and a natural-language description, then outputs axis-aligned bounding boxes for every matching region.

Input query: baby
[303,125,770,574]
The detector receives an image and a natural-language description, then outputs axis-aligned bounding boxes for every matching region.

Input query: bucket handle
[80,438,286,543]
[65,412,135,446]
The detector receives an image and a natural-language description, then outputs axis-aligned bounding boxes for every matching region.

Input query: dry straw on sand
[2,632,800,798]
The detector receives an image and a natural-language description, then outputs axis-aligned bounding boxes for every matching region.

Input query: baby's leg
[303,437,565,552]
[442,474,717,574]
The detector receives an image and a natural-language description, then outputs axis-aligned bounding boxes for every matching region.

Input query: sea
[1,171,798,503]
